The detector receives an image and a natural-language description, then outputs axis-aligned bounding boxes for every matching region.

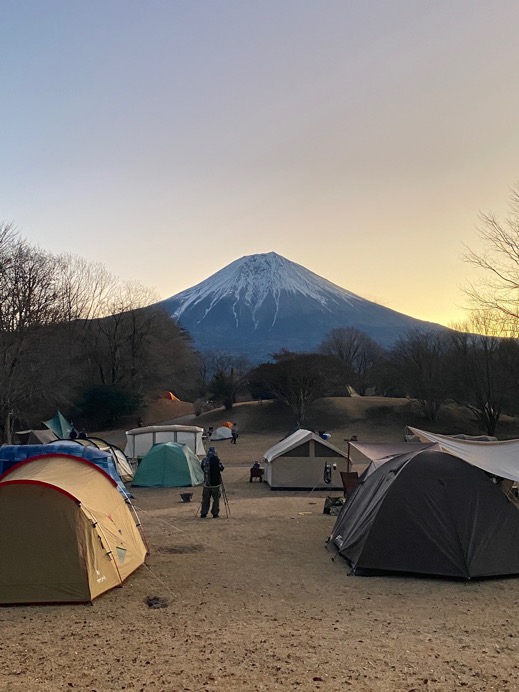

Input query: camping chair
[250,465,264,482]
[340,471,359,499]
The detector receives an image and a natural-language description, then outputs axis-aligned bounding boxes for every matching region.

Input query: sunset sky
[2,1,519,328]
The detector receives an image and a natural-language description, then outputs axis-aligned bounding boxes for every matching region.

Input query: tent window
[282,442,310,457]
[314,446,341,457]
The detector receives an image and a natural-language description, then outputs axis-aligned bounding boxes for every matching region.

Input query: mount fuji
[159,252,445,361]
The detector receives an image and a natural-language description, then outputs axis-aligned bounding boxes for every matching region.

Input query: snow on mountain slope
[171,252,366,329]
[159,252,444,360]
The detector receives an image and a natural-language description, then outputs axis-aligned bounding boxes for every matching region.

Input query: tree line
[203,322,508,437]
[0,224,200,441]
[210,186,519,435]
[4,184,519,440]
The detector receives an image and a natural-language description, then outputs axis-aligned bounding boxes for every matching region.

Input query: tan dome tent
[88,437,135,482]
[0,455,147,604]
[44,436,134,483]
[66,436,135,482]
[15,428,58,445]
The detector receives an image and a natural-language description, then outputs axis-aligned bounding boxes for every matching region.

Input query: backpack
[207,454,222,486]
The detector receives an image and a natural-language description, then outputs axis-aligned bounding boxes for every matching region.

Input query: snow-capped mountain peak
[159,252,442,360]
[171,252,365,328]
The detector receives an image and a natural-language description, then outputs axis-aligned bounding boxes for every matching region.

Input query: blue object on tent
[0,443,130,499]
[43,411,74,439]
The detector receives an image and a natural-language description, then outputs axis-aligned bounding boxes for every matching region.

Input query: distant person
[231,422,238,444]
[137,417,144,428]
[78,429,88,439]
[69,428,78,440]
[200,447,225,518]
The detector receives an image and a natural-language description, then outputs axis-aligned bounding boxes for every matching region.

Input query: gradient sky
[2,1,519,328]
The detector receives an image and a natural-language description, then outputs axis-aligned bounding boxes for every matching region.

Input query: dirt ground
[2,419,519,691]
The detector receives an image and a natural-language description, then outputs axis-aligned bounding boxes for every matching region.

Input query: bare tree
[449,309,519,434]
[464,184,519,322]
[87,281,160,387]
[448,312,512,435]
[54,254,116,323]
[206,351,251,410]
[389,329,451,422]
[319,326,383,394]
[0,226,75,440]
[249,351,329,423]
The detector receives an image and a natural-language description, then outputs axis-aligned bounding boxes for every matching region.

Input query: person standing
[200,447,225,518]
[231,422,238,444]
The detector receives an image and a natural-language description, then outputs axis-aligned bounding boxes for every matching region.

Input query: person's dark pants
[201,485,221,517]
[231,434,237,444]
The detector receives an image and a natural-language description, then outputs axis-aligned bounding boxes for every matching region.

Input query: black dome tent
[328,449,519,579]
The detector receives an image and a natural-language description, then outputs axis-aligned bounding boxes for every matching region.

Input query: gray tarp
[409,427,519,481]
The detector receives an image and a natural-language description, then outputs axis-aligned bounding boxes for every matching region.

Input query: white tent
[125,425,205,460]
[262,429,350,490]
[408,427,519,482]
[210,426,233,441]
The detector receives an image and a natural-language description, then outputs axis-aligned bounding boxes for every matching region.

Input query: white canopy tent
[349,441,435,478]
[263,429,350,490]
[125,425,205,460]
[408,427,519,482]
[350,441,434,462]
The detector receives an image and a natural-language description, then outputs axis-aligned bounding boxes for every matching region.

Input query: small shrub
[76,385,142,429]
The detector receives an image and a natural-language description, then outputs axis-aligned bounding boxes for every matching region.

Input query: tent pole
[127,501,150,555]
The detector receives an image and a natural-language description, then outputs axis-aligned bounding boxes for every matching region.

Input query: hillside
[98,396,519,456]
[155,396,519,441]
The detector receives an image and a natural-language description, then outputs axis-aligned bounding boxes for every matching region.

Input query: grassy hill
[97,396,519,452]
[150,396,519,441]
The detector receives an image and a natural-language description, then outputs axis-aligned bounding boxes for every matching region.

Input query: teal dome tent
[132,442,204,488]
